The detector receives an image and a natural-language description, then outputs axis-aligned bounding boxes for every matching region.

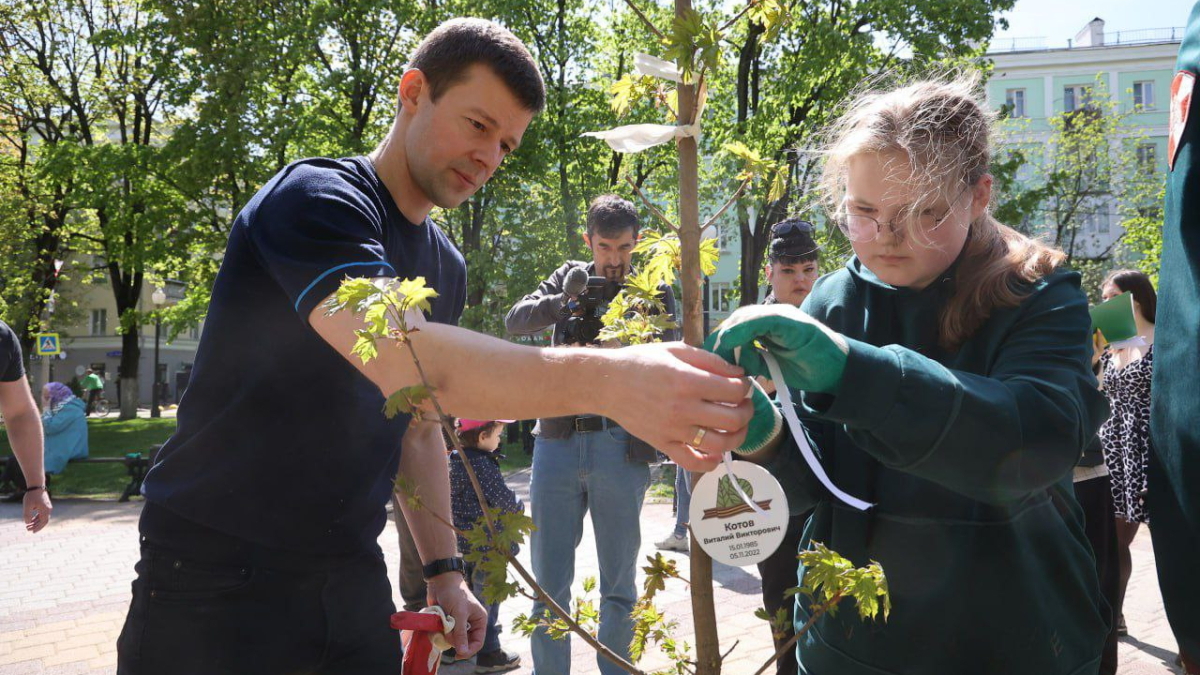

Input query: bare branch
[702,179,752,231]
[622,0,665,41]
[720,0,759,33]
[625,175,679,233]
[751,592,843,675]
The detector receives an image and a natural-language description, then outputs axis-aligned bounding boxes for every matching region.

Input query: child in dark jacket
[449,419,524,674]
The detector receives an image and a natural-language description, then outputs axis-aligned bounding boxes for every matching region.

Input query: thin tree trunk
[676,2,720,672]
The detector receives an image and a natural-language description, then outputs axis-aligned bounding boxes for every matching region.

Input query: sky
[992,0,1196,48]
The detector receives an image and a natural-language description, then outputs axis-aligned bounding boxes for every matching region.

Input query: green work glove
[737,378,783,455]
[703,304,849,395]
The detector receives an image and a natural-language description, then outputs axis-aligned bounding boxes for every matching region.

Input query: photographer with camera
[505,194,678,675]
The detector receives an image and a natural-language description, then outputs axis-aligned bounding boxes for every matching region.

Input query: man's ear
[397,69,427,115]
[582,232,592,249]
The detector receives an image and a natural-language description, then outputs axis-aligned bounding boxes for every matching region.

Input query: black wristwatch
[422,557,466,579]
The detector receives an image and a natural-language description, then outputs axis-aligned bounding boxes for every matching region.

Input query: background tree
[992,76,1166,294]
[700,0,1019,306]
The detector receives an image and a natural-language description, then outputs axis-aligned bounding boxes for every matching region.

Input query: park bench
[0,444,161,502]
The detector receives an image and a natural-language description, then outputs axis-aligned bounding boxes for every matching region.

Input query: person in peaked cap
[1149,4,1200,672]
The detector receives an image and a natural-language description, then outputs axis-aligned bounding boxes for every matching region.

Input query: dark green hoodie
[767,257,1110,675]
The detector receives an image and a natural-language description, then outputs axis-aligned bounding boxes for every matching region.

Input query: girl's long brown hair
[820,72,1065,350]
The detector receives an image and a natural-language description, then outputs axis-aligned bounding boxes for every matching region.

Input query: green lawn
[0,417,176,498]
[2,418,536,499]
[496,441,533,474]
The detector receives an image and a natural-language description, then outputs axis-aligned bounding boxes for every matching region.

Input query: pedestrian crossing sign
[36,333,60,355]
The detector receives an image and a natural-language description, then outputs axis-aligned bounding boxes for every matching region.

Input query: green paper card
[1090,291,1138,344]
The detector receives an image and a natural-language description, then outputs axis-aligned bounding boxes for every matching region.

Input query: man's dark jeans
[117,509,400,674]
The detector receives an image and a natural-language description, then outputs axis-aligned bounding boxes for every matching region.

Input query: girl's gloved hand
[704,304,849,395]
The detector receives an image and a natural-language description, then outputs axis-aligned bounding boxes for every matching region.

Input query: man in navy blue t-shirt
[117,18,755,675]
[0,320,51,532]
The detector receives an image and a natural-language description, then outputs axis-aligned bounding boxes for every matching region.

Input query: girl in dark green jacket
[708,75,1110,674]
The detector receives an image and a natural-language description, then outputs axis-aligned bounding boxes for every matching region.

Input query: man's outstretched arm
[310,286,752,472]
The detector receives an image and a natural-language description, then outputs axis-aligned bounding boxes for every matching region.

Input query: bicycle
[89,395,111,417]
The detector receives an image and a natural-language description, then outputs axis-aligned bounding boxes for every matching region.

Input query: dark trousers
[117,505,401,675]
[1075,475,1120,675]
[86,388,101,413]
[392,494,428,612]
[1,456,46,493]
[757,512,808,675]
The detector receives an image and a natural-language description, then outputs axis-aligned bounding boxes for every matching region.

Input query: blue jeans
[673,467,692,537]
[529,425,651,675]
[466,563,503,654]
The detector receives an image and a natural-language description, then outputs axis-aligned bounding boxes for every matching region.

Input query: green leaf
[748,0,791,43]
[610,74,656,118]
[328,277,380,314]
[363,301,390,337]
[700,237,720,277]
[383,384,434,419]
[350,329,378,364]
[722,140,763,166]
[394,277,439,315]
[768,169,788,203]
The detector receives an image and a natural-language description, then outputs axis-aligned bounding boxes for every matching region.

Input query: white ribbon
[582,123,700,153]
[760,351,875,511]
[721,451,770,518]
[634,53,683,82]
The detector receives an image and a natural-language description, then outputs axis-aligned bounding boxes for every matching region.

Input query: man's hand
[705,304,849,394]
[596,342,753,472]
[24,489,51,533]
[426,572,487,657]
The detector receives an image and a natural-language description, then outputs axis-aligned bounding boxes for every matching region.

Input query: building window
[189,323,200,340]
[90,309,107,336]
[1083,210,1110,234]
[710,282,736,313]
[1133,81,1156,110]
[1005,88,1027,118]
[718,221,737,253]
[1064,85,1093,113]
[1137,144,1157,170]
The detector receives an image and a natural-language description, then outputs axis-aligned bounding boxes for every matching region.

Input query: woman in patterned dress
[1097,269,1156,636]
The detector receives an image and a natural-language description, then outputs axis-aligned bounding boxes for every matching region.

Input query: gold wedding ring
[690,427,707,448]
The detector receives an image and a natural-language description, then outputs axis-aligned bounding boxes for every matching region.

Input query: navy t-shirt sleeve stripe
[246,165,399,320]
[294,260,398,313]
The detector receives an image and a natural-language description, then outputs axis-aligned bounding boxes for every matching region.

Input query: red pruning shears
[391,606,456,674]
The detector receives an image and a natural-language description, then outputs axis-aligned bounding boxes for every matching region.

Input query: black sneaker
[474,648,520,673]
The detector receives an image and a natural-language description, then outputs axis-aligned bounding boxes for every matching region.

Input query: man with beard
[505,194,679,674]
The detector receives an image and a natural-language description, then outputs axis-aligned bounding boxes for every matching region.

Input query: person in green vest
[705,74,1110,674]
[1149,4,1200,672]
[79,368,104,415]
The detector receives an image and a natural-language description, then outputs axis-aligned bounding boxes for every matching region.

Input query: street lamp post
[151,287,165,418]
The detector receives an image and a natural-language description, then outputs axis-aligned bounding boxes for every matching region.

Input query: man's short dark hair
[767,218,819,264]
[586,194,639,239]
[408,18,545,113]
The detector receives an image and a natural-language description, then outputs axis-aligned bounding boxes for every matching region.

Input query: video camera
[557,267,622,346]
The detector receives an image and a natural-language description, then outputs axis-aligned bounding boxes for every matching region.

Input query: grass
[1,419,538,499]
[1,417,176,499]
[496,441,534,474]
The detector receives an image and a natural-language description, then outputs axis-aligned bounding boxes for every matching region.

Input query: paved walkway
[0,466,1187,674]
